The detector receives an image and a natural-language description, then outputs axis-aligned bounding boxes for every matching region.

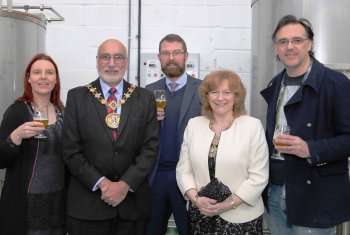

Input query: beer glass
[154,90,166,109]
[33,105,48,139]
[272,125,290,160]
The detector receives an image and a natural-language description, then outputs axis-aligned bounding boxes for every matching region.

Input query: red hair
[16,53,63,111]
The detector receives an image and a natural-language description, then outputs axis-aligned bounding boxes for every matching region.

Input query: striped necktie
[169,82,178,92]
[107,88,118,140]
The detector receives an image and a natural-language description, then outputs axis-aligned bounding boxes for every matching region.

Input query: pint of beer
[272,125,290,160]
[33,105,49,139]
[154,90,166,109]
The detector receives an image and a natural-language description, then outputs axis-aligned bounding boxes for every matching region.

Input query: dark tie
[169,82,178,92]
[107,88,117,112]
[107,88,118,140]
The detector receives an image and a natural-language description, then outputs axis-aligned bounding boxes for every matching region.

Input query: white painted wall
[9,0,252,111]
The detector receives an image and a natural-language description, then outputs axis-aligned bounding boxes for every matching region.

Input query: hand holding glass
[154,90,166,109]
[272,125,290,160]
[33,106,48,139]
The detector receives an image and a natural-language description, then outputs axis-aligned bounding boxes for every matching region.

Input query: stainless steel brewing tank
[0,10,46,191]
[0,10,46,122]
[251,0,350,126]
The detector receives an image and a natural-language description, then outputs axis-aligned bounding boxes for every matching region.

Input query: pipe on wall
[126,0,131,82]
[0,4,64,21]
[7,0,12,11]
[136,0,141,87]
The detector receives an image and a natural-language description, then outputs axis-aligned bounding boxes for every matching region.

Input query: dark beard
[161,62,186,78]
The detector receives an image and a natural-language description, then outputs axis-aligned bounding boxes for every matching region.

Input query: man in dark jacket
[62,39,159,235]
[145,34,201,235]
[261,15,350,235]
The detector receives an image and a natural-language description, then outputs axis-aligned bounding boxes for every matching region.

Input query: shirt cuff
[92,176,106,191]
[306,156,312,165]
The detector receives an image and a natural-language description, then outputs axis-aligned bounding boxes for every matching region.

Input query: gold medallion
[105,112,120,129]
[86,83,135,130]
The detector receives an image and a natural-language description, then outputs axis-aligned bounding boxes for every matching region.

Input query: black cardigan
[0,102,39,235]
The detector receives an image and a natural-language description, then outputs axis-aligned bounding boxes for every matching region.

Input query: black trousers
[67,215,147,235]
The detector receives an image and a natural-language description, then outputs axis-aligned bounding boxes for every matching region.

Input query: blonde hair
[198,69,247,119]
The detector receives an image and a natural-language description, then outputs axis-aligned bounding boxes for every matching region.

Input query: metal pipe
[126,0,131,82]
[7,0,12,12]
[1,4,64,21]
[136,0,141,86]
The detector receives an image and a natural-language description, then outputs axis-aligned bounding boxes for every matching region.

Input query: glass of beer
[33,105,49,139]
[154,90,166,109]
[272,124,290,160]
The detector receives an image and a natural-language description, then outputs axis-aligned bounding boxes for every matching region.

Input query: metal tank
[0,8,46,192]
[251,0,350,125]
[0,9,46,122]
[0,3,64,194]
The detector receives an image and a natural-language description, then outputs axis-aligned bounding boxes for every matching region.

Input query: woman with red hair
[0,53,66,235]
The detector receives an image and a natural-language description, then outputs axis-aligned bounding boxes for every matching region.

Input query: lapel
[156,78,167,90]
[261,73,284,139]
[117,80,133,138]
[89,79,116,144]
[286,58,322,106]
[178,75,196,128]
[286,87,303,106]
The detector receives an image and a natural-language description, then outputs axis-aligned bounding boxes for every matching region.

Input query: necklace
[208,118,235,159]
[209,118,235,133]
[86,84,136,129]
[209,134,220,159]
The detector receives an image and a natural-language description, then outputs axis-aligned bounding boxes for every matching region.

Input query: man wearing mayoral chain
[62,39,159,235]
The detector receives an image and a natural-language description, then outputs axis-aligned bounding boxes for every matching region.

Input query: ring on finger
[289,145,292,150]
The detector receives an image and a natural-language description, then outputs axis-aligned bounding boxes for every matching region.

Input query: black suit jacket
[62,79,159,221]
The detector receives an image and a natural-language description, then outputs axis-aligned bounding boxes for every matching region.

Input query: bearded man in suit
[62,39,159,235]
[145,34,202,235]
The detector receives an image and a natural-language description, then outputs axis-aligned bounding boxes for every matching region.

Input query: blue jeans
[267,184,336,235]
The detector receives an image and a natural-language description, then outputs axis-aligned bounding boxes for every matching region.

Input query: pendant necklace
[86,84,136,129]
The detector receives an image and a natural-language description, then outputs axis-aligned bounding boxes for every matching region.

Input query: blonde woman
[176,70,269,234]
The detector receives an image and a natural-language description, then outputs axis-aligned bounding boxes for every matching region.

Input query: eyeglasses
[97,54,126,63]
[159,50,185,58]
[275,37,309,47]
